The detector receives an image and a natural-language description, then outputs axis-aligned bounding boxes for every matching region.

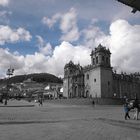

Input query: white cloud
[87,19,140,73]
[0,25,32,45]
[107,20,140,73]
[0,11,10,17]
[50,42,90,70]
[0,48,25,75]
[0,47,49,76]
[0,0,9,7]
[60,27,79,42]
[60,8,77,33]
[39,43,53,56]
[36,35,44,48]
[17,28,31,41]
[74,19,140,74]
[0,11,12,23]
[0,19,140,78]
[59,8,80,42]
[29,41,90,76]
[23,52,48,74]
[36,35,53,56]
[0,41,90,78]
[42,7,80,42]
[47,41,90,76]
[42,13,61,28]
[81,24,107,48]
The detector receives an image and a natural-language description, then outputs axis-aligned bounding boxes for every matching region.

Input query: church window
[93,58,95,65]
[121,74,124,79]
[96,56,98,64]
[102,56,105,61]
[65,70,67,75]
[106,57,108,64]
[108,81,110,86]
[70,70,72,74]
[86,74,89,80]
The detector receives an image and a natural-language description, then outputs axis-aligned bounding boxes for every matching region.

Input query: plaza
[0,100,140,140]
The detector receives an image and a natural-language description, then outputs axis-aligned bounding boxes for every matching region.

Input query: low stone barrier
[44,98,124,105]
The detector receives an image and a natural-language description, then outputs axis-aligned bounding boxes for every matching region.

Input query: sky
[0,0,140,78]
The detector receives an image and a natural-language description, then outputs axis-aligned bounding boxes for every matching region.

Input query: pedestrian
[124,99,131,120]
[40,98,43,106]
[38,97,43,106]
[4,99,7,105]
[92,100,95,105]
[133,99,139,120]
[0,97,3,103]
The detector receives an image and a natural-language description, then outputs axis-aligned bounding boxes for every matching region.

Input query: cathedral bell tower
[88,44,113,98]
[90,44,111,68]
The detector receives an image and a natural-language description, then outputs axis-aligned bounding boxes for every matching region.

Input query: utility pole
[5,67,14,105]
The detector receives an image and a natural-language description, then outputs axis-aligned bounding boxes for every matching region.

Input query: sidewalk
[0,99,35,107]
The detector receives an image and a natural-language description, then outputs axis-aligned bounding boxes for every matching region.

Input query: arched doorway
[69,92,72,98]
[85,90,89,98]
[74,86,78,97]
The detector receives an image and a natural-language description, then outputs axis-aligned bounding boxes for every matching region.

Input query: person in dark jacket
[124,99,131,120]
[38,97,43,106]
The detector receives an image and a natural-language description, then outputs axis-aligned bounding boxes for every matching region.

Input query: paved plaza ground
[0,99,140,140]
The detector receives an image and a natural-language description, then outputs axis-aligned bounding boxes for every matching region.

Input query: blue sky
[0,0,140,78]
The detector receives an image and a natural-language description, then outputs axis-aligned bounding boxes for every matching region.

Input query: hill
[0,73,63,85]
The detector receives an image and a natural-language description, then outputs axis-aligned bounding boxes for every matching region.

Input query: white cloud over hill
[0,19,140,78]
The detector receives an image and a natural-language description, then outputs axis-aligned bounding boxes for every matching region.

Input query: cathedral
[63,44,140,99]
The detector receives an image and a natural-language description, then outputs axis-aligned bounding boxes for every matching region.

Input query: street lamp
[7,68,14,77]
[4,67,14,105]
[113,93,117,98]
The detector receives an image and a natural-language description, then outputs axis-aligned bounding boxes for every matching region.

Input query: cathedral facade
[63,44,140,99]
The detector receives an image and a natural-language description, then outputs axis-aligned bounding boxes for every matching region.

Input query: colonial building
[63,44,140,99]
[63,61,84,98]
[44,83,63,99]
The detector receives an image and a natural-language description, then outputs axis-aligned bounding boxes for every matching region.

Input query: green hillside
[0,73,63,85]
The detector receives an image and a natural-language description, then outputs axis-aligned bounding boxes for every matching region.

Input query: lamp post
[113,93,117,98]
[5,67,14,105]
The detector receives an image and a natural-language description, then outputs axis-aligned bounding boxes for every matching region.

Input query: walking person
[40,97,43,106]
[124,99,131,120]
[133,99,139,120]
[38,97,43,106]
[4,99,7,105]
